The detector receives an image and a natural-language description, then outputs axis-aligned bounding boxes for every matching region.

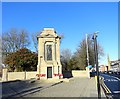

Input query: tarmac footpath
[1,79,58,98]
[23,77,106,98]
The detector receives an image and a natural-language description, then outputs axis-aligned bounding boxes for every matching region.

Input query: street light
[92,32,101,99]
[86,34,90,66]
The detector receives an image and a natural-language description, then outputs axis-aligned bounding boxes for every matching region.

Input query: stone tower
[107,54,111,71]
[37,28,63,79]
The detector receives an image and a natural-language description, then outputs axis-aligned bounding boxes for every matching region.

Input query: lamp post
[92,32,101,99]
[86,34,90,66]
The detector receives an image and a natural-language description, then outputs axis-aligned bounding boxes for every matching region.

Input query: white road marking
[113,91,120,93]
[102,74,120,81]
[104,79,118,82]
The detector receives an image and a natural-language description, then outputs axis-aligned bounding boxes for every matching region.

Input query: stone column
[52,42,55,62]
[56,38,62,78]
[56,38,60,64]
[2,68,8,81]
[86,67,90,78]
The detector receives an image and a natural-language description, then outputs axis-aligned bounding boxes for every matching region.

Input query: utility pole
[92,32,101,99]
[86,34,89,66]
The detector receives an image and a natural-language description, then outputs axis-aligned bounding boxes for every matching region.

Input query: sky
[2,2,118,65]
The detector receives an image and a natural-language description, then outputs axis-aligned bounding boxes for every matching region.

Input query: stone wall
[7,71,37,81]
[2,69,37,81]
[2,69,90,81]
[72,70,88,77]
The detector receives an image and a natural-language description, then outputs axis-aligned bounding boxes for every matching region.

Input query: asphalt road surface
[100,73,120,99]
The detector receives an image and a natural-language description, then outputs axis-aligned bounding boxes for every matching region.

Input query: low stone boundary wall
[8,72,25,81]
[72,70,87,77]
[2,68,90,81]
[2,69,37,81]
[7,71,37,81]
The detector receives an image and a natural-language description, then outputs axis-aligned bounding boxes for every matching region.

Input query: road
[100,73,120,99]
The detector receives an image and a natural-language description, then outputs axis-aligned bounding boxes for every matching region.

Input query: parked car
[90,71,96,77]
[113,72,117,75]
[108,71,113,74]
[103,71,108,74]
[117,72,120,75]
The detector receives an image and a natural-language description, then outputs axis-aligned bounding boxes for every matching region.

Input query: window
[46,45,52,60]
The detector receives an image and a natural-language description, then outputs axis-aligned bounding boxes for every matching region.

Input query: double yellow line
[100,76,111,94]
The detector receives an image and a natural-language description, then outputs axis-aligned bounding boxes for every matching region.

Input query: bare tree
[32,32,39,53]
[19,29,30,48]
[60,48,72,71]
[2,28,30,60]
[74,34,104,70]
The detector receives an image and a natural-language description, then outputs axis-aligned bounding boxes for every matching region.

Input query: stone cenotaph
[37,28,63,80]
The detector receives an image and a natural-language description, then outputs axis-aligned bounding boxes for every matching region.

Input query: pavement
[1,77,106,98]
[1,79,56,98]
